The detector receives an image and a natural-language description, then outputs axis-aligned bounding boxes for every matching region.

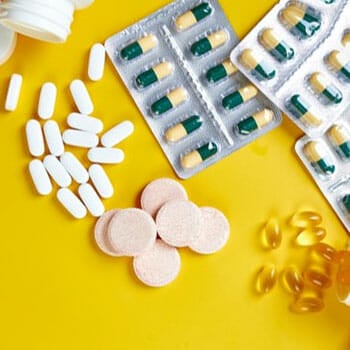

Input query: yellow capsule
[281,265,304,295]
[291,289,324,313]
[261,218,281,249]
[121,34,158,61]
[255,263,277,294]
[311,243,337,264]
[295,227,326,246]
[291,210,322,228]
[304,265,332,289]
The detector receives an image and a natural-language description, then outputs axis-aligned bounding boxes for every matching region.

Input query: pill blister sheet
[231,0,350,138]
[105,0,282,179]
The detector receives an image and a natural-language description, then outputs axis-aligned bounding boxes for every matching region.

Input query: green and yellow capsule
[288,95,322,127]
[240,49,276,80]
[237,109,274,135]
[206,59,237,83]
[304,141,336,175]
[309,72,342,104]
[342,31,350,47]
[260,28,295,62]
[191,30,228,57]
[175,2,212,31]
[151,87,187,116]
[222,84,258,110]
[165,115,202,142]
[280,4,321,38]
[328,124,350,159]
[328,50,350,81]
[136,62,174,88]
[121,34,158,61]
[181,142,218,169]
[342,194,350,216]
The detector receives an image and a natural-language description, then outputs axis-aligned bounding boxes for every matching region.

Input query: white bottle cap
[0,23,16,65]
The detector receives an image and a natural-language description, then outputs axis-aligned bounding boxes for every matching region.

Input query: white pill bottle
[0,0,94,43]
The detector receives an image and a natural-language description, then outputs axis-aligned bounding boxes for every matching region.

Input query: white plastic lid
[72,0,94,10]
[0,23,16,64]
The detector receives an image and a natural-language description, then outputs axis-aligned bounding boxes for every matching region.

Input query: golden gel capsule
[295,227,326,246]
[261,218,281,249]
[291,210,322,228]
[304,265,332,289]
[282,265,304,295]
[255,263,277,294]
[291,289,324,313]
[311,243,337,264]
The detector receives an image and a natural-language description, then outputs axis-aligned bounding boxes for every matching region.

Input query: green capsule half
[304,141,336,175]
[342,194,350,214]
[240,49,276,80]
[175,3,212,31]
[165,115,202,142]
[151,87,187,116]
[222,84,258,110]
[121,34,158,61]
[206,59,237,83]
[322,0,335,3]
[309,72,342,104]
[136,62,174,88]
[288,95,322,126]
[328,125,350,159]
[237,109,274,135]
[181,142,218,169]
[191,30,228,56]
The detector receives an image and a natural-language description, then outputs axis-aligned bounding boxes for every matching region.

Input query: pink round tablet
[133,239,181,287]
[189,207,230,254]
[156,199,201,248]
[108,208,157,257]
[140,178,188,217]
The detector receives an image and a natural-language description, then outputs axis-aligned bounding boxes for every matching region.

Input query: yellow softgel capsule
[255,263,277,294]
[291,210,322,228]
[311,243,337,264]
[282,265,304,295]
[295,227,326,246]
[261,218,281,249]
[303,265,332,289]
[291,289,324,313]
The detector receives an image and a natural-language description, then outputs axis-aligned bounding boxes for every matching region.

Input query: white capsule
[88,43,105,81]
[88,147,125,164]
[29,159,52,195]
[69,79,94,114]
[43,155,72,187]
[78,183,104,217]
[88,164,114,199]
[25,119,45,157]
[57,188,87,219]
[60,152,89,184]
[67,113,103,134]
[5,73,22,111]
[62,129,99,148]
[101,120,134,147]
[38,82,57,119]
[43,120,64,156]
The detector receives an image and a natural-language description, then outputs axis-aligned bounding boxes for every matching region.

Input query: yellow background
[1,0,350,349]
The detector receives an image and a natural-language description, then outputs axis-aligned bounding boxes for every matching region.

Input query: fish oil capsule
[280,4,321,39]
[328,50,350,81]
[259,28,294,62]
[328,124,350,159]
[165,115,202,142]
[261,218,281,249]
[292,289,324,313]
[309,72,342,104]
[191,30,228,57]
[237,109,274,135]
[288,95,322,127]
[136,62,174,88]
[121,34,158,61]
[304,265,332,289]
[311,243,337,264]
[240,49,276,80]
[181,142,218,169]
[255,263,277,294]
[304,141,335,175]
[295,227,326,246]
[342,31,350,47]
[291,210,322,228]
[151,87,187,115]
[222,84,258,110]
[175,2,212,31]
[206,59,237,83]
[282,265,304,294]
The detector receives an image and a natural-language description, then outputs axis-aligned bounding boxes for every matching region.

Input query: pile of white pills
[94,178,230,287]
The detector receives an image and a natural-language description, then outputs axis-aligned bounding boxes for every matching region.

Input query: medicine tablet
[78,183,104,217]
[69,79,94,114]
[88,43,106,81]
[62,129,99,148]
[67,113,103,134]
[57,188,87,219]
[88,147,125,164]
[88,164,114,199]
[60,152,89,184]
[43,120,64,156]
[25,119,45,157]
[108,208,157,256]
[101,120,134,148]
[38,82,57,119]
[140,178,188,217]
[5,73,23,111]
[43,155,72,188]
[189,207,230,254]
[0,24,16,65]
[133,240,181,287]
[29,159,52,195]
[156,200,201,247]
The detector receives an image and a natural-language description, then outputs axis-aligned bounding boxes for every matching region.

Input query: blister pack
[231,0,350,138]
[105,0,282,179]
[295,107,350,232]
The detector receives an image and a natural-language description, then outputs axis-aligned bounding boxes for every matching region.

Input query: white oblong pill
[88,43,106,81]
[101,120,134,148]
[25,119,45,157]
[89,164,114,199]
[62,129,99,148]
[60,152,89,184]
[38,82,57,120]
[5,73,23,111]
[43,120,64,156]
[57,188,87,219]
[67,113,103,134]
[78,183,105,217]
[88,147,125,164]
[29,159,52,195]
[69,79,94,114]
[43,155,72,187]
